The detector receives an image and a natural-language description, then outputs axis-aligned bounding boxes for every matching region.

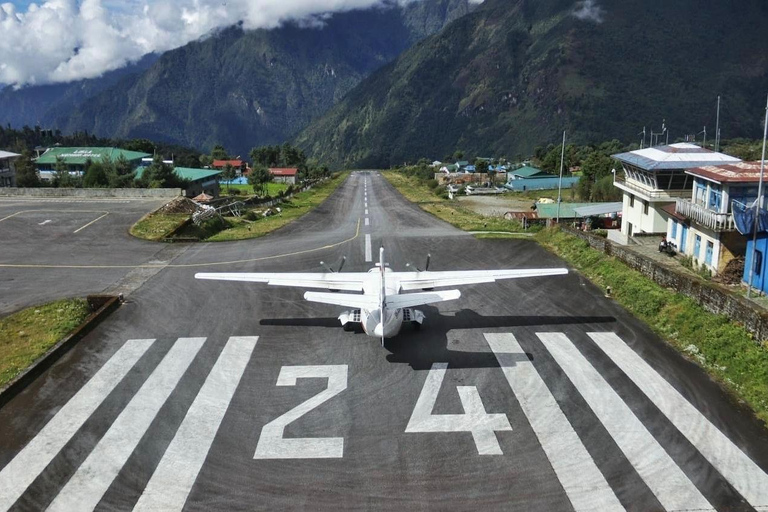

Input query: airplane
[195,247,568,346]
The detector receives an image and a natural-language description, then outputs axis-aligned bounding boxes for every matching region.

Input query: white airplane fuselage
[360,268,404,338]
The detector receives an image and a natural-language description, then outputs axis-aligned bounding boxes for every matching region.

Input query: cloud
[572,0,604,23]
[0,0,459,87]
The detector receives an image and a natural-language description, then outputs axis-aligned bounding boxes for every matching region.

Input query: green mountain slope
[295,0,768,168]
[56,0,474,157]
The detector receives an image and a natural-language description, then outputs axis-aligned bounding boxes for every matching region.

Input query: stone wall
[0,187,182,198]
[562,227,768,341]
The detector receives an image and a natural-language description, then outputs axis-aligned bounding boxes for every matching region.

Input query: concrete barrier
[0,187,182,198]
[562,227,768,342]
[0,295,120,409]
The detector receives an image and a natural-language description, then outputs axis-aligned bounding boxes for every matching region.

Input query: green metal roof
[134,166,221,182]
[509,165,548,178]
[35,147,151,165]
[534,202,596,219]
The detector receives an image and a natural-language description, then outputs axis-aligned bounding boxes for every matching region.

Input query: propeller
[406,253,431,272]
[320,256,346,273]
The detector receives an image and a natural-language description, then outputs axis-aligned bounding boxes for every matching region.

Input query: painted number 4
[406,362,512,455]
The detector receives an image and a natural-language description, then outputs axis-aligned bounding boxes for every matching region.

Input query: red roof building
[212,159,245,170]
[269,168,299,184]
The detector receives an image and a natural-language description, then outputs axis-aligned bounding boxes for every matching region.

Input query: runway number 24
[253,363,512,459]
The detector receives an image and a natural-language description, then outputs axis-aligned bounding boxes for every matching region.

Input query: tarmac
[1,172,768,511]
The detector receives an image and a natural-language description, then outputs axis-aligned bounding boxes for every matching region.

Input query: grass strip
[204,173,348,242]
[382,171,529,233]
[0,299,91,388]
[130,212,189,241]
[535,227,768,425]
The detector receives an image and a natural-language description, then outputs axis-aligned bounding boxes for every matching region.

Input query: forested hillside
[295,0,768,168]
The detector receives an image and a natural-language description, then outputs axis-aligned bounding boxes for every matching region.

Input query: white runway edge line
[0,339,155,512]
[589,332,768,509]
[485,334,623,512]
[538,333,714,512]
[47,338,206,512]
[134,336,258,512]
[365,234,372,262]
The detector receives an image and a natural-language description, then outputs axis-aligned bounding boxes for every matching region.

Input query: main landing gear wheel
[343,323,353,332]
[412,321,421,331]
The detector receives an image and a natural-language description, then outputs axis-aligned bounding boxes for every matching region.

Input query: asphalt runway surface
[1,173,768,511]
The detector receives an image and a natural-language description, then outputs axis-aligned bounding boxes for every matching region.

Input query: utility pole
[639,126,646,148]
[556,130,566,224]
[747,93,768,298]
[715,95,721,152]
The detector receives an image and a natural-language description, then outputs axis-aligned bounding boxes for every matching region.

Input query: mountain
[0,54,159,130]
[295,0,768,168]
[51,0,474,158]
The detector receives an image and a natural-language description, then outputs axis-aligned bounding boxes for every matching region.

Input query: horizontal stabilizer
[397,268,568,291]
[385,290,461,309]
[304,292,380,310]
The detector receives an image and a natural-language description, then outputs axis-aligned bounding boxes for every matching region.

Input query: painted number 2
[254,365,348,459]
[405,362,512,455]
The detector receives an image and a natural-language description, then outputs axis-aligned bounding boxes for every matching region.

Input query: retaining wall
[0,187,182,198]
[562,227,768,341]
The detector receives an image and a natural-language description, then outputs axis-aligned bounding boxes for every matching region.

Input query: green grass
[130,213,189,241]
[0,299,91,388]
[221,182,289,196]
[204,173,348,242]
[383,171,526,233]
[535,228,768,426]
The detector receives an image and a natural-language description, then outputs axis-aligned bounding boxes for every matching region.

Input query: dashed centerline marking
[365,234,372,262]
[365,218,370,226]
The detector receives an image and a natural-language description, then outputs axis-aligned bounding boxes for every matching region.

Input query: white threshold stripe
[365,234,372,262]
[538,333,714,512]
[47,338,206,512]
[134,336,258,512]
[589,332,768,508]
[485,334,623,512]
[73,212,109,233]
[365,218,370,226]
[0,340,155,512]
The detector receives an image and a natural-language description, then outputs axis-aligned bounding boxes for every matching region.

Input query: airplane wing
[303,292,380,309]
[394,268,568,291]
[385,290,461,309]
[194,272,368,292]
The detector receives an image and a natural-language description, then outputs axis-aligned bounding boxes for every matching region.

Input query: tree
[221,163,237,193]
[14,151,40,187]
[139,155,188,189]
[453,150,464,161]
[52,156,79,188]
[248,164,273,196]
[211,144,229,161]
[83,161,109,187]
[474,159,489,173]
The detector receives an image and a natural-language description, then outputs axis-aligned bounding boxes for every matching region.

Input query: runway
[1,172,767,511]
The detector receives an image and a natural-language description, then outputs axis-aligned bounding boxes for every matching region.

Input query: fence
[562,226,768,342]
[0,187,182,198]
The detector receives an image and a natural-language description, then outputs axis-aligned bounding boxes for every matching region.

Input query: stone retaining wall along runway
[0,188,182,198]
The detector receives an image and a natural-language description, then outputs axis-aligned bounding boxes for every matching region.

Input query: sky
[1,0,457,87]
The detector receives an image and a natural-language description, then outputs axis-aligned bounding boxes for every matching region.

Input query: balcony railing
[613,176,692,201]
[675,198,735,232]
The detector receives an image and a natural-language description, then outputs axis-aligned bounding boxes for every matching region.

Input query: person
[659,236,668,253]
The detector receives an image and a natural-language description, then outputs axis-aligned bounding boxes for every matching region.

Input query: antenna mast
[715,95,721,152]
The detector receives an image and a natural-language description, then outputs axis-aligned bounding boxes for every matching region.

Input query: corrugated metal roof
[270,168,298,176]
[534,202,596,219]
[0,150,21,159]
[135,167,221,182]
[573,202,623,217]
[508,165,547,178]
[685,161,768,183]
[612,143,740,171]
[35,147,151,165]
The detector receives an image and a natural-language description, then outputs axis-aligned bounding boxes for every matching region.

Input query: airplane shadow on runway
[260,308,615,370]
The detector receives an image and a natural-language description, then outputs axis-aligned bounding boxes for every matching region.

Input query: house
[135,167,222,198]
[0,150,21,187]
[35,147,151,181]
[503,176,580,192]
[439,164,459,173]
[212,159,247,175]
[662,161,763,276]
[464,165,477,173]
[507,165,549,180]
[456,160,470,171]
[431,161,443,167]
[612,143,740,242]
[269,168,298,185]
[534,202,620,227]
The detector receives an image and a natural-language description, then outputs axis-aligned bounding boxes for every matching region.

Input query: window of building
[756,250,763,277]
[643,200,649,215]
[671,221,678,238]
[705,241,713,266]
[629,195,635,208]
[695,181,707,206]
[709,185,722,212]
[694,235,702,259]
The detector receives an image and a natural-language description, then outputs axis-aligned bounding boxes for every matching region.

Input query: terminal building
[35,147,151,181]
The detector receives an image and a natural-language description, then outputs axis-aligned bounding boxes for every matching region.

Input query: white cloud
[572,0,604,23]
[1,0,462,87]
